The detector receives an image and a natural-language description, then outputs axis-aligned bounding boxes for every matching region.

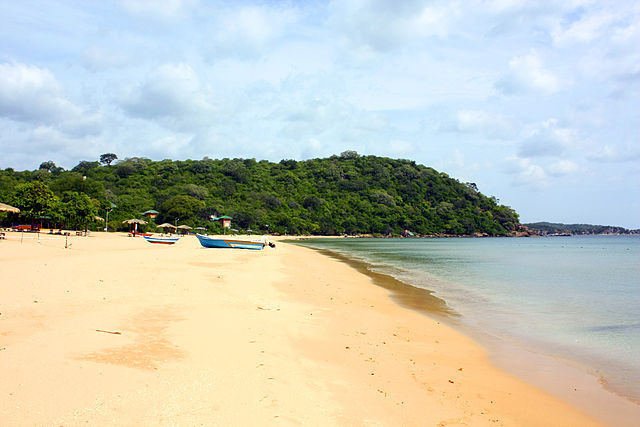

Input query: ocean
[293,236,640,405]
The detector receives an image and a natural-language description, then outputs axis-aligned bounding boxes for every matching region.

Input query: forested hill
[0,152,520,236]
[524,222,639,235]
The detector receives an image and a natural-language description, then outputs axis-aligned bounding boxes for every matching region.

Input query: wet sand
[0,231,617,425]
[295,242,640,426]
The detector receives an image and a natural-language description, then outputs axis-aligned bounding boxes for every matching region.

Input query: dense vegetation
[524,222,639,235]
[0,152,520,236]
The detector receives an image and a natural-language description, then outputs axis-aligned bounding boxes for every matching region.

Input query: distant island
[524,222,640,236]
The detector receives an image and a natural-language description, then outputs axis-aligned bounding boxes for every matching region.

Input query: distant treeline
[524,222,639,235]
[0,151,521,236]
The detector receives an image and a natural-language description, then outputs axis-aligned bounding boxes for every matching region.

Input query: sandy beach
[0,231,630,426]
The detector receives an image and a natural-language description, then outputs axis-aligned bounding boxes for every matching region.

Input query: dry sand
[0,231,631,425]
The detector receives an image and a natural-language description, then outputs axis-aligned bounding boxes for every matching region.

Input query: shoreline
[290,239,640,426]
[0,231,628,425]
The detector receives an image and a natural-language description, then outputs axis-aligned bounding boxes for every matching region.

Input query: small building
[142,209,159,219]
[210,215,232,228]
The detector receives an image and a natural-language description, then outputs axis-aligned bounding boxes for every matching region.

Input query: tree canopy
[11,181,59,224]
[100,153,118,166]
[0,153,521,235]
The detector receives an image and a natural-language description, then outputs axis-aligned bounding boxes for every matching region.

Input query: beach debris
[448,380,454,383]
[95,329,121,335]
[458,368,463,371]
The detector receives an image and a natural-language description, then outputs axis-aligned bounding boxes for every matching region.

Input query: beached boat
[143,235,180,245]
[195,233,266,250]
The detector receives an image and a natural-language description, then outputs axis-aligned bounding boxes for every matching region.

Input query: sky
[0,0,638,228]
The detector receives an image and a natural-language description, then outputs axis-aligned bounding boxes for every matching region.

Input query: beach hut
[210,215,232,228]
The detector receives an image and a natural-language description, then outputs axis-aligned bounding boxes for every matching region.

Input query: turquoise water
[295,236,640,402]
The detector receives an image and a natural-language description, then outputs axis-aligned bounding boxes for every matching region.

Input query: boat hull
[144,236,179,245]
[195,234,265,250]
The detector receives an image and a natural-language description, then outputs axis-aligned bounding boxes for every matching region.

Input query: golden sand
[0,231,628,425]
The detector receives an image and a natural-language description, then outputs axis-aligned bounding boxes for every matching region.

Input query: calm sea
[294,236,640,403]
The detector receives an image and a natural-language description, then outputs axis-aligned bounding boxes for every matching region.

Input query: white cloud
[121,62,216,127]
[440,109,517,139]
[574,14,640,94]
[81,46,132,72]
[0,62,81,124]
[587,143,640,163]
[495,52,561,94]
[10,123,103,164]
[504,155,549,189]
[329,0,460,52]
[611,21,640,45]
[388,139,416,157]
[301,138,324,159]
[204,5,299,59]
[149,134,192,159]
[120,0,193,18]
[552,11,614,45]
[0,62,103,140]
[548,159,580,176]
[517,119,579,158]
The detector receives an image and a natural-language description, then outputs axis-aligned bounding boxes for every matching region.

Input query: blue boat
[195,233,266,250]
[143,235,180,245]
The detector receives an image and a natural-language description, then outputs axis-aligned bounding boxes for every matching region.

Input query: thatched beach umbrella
[177,224,192,234]
[0,202,20,213]
[157,223,177,229]
[122,218,147,234]
[157,222,177,235]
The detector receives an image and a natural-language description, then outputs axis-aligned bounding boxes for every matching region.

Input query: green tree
[72,161,99,174]
[340,150,360,159]
[161,195,204,222]
[0,154,523,236]
[62,192,98,231]
[99,153,118,166]
[12,182,60,225]
[39,161,57,172]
